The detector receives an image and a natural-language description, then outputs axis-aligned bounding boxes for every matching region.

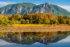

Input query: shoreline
[0,24,70,32]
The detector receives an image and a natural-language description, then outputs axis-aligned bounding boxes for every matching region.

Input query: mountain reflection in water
[0,31,70,45]
[0,35,70,47]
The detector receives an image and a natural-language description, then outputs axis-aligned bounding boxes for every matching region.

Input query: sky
[0,0,70,12]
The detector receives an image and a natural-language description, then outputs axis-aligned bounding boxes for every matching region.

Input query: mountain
[0,2,36,14]
[32,3,70,16]
[0,2,70,16]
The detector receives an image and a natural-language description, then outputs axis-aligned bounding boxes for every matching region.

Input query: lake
[0,32,70,47]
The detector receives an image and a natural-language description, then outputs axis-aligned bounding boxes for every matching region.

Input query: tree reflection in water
[0,31,70,45]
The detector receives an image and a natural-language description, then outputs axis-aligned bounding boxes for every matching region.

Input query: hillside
[0,2,36,14]
[0,2,70,16]
[32,3,70,16]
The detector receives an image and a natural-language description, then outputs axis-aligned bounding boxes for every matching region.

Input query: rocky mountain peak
[0,2,70,16]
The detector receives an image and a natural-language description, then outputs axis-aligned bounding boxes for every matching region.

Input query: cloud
[58,5,70,12]
[0,1,14,7]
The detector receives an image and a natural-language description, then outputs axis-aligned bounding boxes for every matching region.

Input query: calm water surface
[0,35,70,47]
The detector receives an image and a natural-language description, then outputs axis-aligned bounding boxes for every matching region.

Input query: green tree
[10,18,21,24]
[0,15,9,26]
[25,19,30,24]
[67,19,70,25]
[12,14,21,20]
[43,18,50,24]
[57,16,68,24]
[20,19,26,24]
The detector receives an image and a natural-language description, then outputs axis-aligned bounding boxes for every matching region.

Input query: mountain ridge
[0,2,70,16]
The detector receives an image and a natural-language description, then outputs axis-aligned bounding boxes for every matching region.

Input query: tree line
[0,13,70,26]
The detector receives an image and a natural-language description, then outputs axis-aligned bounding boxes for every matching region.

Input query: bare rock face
[0,32,70,45]
[17,6,23,13]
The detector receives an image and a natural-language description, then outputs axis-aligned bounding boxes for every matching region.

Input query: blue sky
[0,0,70,12]
[0,0,70,5]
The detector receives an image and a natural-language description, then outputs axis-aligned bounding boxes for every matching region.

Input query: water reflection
[0,31,70,45]
[0,39,70,47]
[0,34,70,47]
[58,35,70,42]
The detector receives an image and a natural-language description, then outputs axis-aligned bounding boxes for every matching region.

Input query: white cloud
[0,1,14,7]
[58,5,70,12]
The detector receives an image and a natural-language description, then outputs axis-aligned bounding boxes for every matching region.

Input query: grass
[11,24,69,26]
[0,24,69,32]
